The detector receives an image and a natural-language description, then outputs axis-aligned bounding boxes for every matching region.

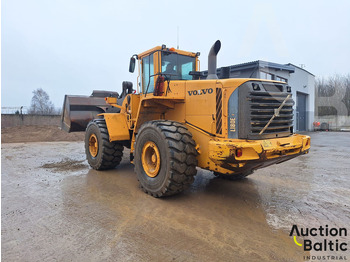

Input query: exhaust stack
[207,40,221,79]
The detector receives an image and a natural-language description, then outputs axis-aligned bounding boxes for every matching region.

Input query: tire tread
[135,120,197,197]
[85,119,124,170]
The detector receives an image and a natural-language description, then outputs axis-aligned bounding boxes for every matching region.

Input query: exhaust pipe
[207,40,221,80]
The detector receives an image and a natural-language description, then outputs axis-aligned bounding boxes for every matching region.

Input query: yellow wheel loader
[61,40,310,197]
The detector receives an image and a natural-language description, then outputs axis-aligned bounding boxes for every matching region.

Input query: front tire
[85,119,124,170]
[134,120,197,197]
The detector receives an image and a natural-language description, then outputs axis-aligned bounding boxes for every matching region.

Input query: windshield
[161,52,195,80]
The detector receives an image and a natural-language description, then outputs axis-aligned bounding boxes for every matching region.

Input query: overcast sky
[2,0,350,109]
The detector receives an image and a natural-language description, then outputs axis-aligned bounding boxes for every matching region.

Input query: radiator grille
[216,88,223,134]
[249,91,293,135]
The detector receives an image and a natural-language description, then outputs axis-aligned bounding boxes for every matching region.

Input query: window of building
[276,76,288,83]
[261,71,274,80]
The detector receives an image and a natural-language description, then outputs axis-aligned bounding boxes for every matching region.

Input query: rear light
[235,148,242,157]
[306,139,310,146]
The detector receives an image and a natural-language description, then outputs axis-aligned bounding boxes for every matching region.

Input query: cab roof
[137,45,198,59]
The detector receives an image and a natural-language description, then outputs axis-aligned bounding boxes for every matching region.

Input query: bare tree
[316,74,350,117]
[28,88,55,115]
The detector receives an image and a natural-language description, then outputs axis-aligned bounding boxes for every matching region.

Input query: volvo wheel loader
[61,40,310,197]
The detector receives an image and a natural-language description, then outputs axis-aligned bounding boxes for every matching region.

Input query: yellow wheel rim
[141,141,161,178]
[89,134,98,157]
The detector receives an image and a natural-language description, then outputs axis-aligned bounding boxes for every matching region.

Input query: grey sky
[2,0,350,109]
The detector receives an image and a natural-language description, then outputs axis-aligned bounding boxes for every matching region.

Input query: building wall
[288,67,315,131]
[315,115,350,130]
[229,69,259,78]
[258,68,291,81]
[216,68,259,79]
[1,114,61,128]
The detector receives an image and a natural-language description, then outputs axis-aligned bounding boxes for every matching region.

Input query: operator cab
[129,45,200,94]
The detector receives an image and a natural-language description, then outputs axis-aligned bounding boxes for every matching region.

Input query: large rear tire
[85,119,124,170]
[134,120,197,197]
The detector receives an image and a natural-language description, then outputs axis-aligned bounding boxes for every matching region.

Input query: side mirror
[129,57,136,73]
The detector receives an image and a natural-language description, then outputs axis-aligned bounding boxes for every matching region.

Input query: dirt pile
[1,125,84,143]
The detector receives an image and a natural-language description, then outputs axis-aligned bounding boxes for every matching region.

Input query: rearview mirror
[129,57,136,73]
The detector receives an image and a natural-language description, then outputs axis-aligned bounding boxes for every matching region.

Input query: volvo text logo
[188,88,213,96]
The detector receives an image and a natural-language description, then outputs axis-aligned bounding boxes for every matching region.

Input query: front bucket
[61,90,119,132]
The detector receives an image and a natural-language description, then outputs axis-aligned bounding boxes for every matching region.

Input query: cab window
[142,54,154,93]
[161,52,195,80]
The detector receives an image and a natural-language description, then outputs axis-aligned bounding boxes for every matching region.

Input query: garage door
[296,92,307,131]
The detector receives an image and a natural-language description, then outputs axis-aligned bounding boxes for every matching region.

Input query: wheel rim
[89,134,98,157]
[141,141,161,178]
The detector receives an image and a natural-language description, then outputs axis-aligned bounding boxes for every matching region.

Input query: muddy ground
[1,132,350,261]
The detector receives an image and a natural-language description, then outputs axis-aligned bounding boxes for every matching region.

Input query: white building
[287,64,315,132]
